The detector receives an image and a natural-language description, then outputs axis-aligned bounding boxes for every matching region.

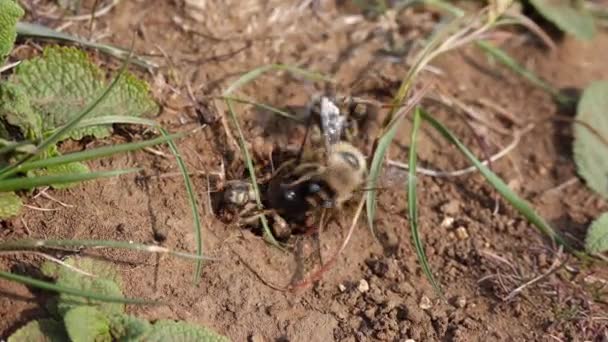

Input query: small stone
[441,216,455,228]
[455,296,466,308]
[357,279,370,293]
[455,226,469,240]
[419,295,432,310]
[405,340,416,342]
[338,283,347,292]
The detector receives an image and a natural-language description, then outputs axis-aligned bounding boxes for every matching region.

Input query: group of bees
[216,95,376,239]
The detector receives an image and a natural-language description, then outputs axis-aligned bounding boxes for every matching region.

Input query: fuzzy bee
[265,97,368,227]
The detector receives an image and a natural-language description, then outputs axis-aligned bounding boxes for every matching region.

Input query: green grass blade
[67,115,160,129]
[225,99,280,246]
[475,40,573,105]
[366,122,400,238]
[0,270,158,305]
[223,64,332,96]
[157,127,205,283]
[408,108,442,296]
[217,96,303,122]
[6,133,186,177]
[0,238,212,260]
[0,168,140,192]
[16,22,156,69]
[418,108,576,251]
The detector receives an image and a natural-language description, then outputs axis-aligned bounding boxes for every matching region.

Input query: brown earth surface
[2,1,608,341]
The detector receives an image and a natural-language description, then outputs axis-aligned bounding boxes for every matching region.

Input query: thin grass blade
[0,270,158,305]
[157,128,204,283]
[0,168,140,192]
[223,64,332,96]
[366,123,399,238]
[225,99,280,247]
[16,22,156,69]
[475,40,572,105]
[418,108,576,252]
[408,108,442,296]
[7,133,186,177]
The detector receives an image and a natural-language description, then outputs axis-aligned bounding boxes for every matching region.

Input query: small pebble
[419,295,432,310]
[405,339,416,342]
[455,296,467,308]
[338,283,347,292]
[455,226,469,240]
[357,279,370,293]
[441,216,455,228]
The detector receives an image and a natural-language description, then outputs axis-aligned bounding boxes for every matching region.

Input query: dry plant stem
[503,10,557,51]
[0,251,95,277]
[503,246,564,302]
[38,190,75,208]
[290,195,366,291]
[0,61,21,74]
[386,124,533,177]
[430,92,512,135]
[23,204,60,212]
[475,97,524,126]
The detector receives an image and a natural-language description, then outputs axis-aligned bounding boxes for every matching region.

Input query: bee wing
[319,97,346,152]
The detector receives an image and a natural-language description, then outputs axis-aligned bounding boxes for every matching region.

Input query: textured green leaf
[143,320,231,342]
[529,0,595,40]
[41,256,125,316]
[0,191,22,218]
[64,306,112,342]
[9,46,158,140]
[7,319,68,342]
[0,0,24,63]
[585,213,608,254]
[108,314,152,342]
[0,82,42,140]
[573,81,608,199]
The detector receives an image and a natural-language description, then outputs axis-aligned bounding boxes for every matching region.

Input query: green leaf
[64,306,112,342]
[574,80,608,199]
[108,314,152,342]
[529,0,595,40]
[0,0,24,63]
[7,319,68,342]
[0,167,140,192]
[0,191,22,218]
[585,213,608,254]
[143,320,231,342]
[29,160,90,189]
[41,256,125,316]
[0,82,42,140]
[9,46,158,140]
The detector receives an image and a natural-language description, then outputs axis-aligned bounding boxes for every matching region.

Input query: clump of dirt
[2,1,608,341]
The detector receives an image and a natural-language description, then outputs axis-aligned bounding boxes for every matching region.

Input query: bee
[265,97,368,228]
